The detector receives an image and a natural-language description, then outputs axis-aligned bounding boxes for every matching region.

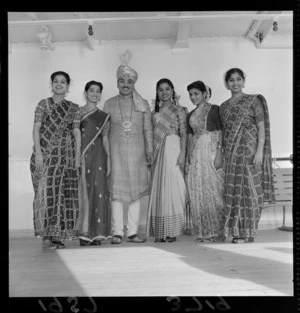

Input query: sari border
[153,104,184,163]
[81,108,98,122]
[81,113,110,159]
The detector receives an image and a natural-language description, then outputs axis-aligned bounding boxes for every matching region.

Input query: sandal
[42,239,57,250]
[216,235,226,242]
[232,237,246,244]
[154,238,166,242]
[166,237,176,242]
[52,240,65,249]
[196,237,215,243]
[91,240,102,246]
[126,235,146,243]
[111,235,122,244]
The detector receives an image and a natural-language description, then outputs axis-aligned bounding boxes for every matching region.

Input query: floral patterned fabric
[30,97,80,240]
[187,103,225,240]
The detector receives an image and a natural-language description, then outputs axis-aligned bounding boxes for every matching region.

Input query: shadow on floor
[9,229,293,297]
[9,237,88,297]
[62,228,293,296]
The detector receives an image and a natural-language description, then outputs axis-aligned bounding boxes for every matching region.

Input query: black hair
[155,78,176,112]
[187,80,212,99]
[187,80,206,93]
[84,80,103,93]
[50,71,71,84]
[224,68,245,82]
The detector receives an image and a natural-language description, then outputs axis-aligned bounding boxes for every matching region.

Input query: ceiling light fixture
[36,25,55,50]
[273,21,278,31]
[86,21,96,50]
[88,25,94,36]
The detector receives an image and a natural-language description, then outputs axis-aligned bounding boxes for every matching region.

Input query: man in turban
[103,64,153,244]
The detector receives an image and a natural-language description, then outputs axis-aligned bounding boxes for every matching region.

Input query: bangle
[217,145,222,149]
[258,139,265,143]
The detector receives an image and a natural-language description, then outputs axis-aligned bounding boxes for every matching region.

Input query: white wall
[9,37,293,230]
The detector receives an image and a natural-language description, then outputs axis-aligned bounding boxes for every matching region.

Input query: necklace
[229,93,244,104]
[83,104,97,112]
[118,96,133,138]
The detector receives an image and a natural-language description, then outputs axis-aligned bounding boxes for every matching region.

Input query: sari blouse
[186,104,222,135]
[239,96,264,125]
[220,96,264,130]
[34,98,81,129]
[152,106,187,137]
[75,107,110,136]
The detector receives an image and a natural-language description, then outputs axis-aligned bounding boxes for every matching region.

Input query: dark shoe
[154,238,166,242]
[111,235,122,244]
[42,239,57,250]
[91,240,102,246]
[167,237,176,242]
[52,240,65,249]
[216,235,226,242]
[79,238,91,246]
[195,237,215,243]
[232,237,246,244]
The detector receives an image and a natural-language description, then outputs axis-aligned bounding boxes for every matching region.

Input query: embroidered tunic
[103,94,153,202]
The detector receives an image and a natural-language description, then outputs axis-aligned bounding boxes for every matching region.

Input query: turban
[116,64,138,83]
[116,64,149,113]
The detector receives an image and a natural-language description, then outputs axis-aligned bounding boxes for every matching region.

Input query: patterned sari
[219,94,275,238]
[146,104,187,240]
[187,103,225,240]
[74,108,111,240]
[30,97,80,240]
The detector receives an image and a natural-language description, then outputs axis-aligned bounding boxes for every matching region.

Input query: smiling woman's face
[157,82,173,103]
[51,75,69,96]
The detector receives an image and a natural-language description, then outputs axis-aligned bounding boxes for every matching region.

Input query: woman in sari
[30,71,81,249]
[220,68,275,244]
[186,81,225,243]
[146,78,187,242]
[74,81,111,246]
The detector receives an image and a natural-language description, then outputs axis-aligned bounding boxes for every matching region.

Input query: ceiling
[8,11,293,51]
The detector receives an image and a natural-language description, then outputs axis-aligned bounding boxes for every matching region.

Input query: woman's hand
[177,153,186,173]
[146,154,153,171]
[75,153,81,169]
[253,150,263,165]
[35,153,43,170]
[184,162,190,182]
[106,157,111,177]
[214,152,222,170]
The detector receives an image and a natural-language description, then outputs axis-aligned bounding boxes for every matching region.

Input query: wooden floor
[9,228,293,297]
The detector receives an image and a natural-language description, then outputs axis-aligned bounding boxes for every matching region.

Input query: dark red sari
[74,108,111,240]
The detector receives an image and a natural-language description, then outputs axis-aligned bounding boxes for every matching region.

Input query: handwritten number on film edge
[38,297,97,312]
[167,296,231,311]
